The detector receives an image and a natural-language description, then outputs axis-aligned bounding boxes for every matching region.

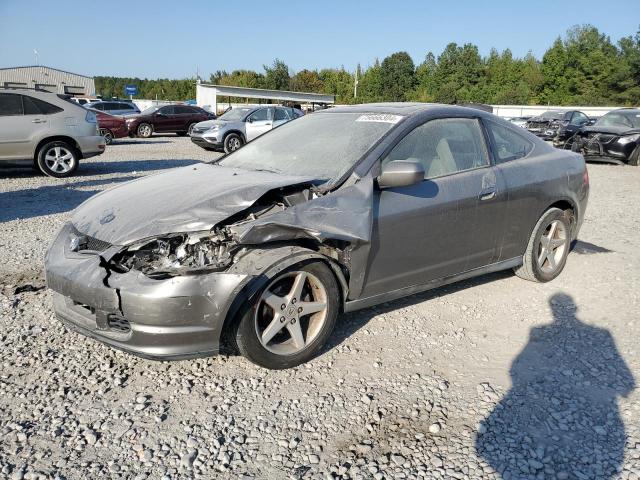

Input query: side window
[120,103,134,110]
[382,118,490,179]
[248,108,269,122]
[92,103,104,110]
[22,96,42,115]
[158,106,174,115]
[571,112,588,126]
[175,106,192,114]
[26,96,63,114]
[274,108,290,121]
[485,120,534,163]
[0,93,24,116]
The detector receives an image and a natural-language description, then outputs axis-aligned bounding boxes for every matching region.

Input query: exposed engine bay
[109,186,315,278]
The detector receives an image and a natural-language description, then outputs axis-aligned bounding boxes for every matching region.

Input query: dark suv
[126,105,215,138]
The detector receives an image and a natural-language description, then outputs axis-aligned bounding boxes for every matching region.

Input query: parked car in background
[190,105,303,153]
[45,103,588,369]
[525,110,590,146]
[71,97,100,106]
[88,109,129,144]
[125,105,214,138]
[570,108,640,165]
[85,100,141,116]
[507,116,531,128]
[0,89,105,177]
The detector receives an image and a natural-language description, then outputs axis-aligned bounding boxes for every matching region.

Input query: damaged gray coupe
[45,104,589,369]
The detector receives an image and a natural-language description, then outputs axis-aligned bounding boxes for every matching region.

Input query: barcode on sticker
[356,114,403,124]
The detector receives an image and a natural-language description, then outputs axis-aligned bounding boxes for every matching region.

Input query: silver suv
[0,89,105,177]
[85,100,140,116]
[190,105,303,153]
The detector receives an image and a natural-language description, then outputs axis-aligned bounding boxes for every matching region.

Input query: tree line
[95,25,640,106]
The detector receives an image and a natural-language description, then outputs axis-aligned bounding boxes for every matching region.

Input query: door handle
[32,119,47,124]
[479,188,496,201]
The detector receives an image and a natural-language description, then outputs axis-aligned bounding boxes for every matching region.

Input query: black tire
[36,141,79,178]
[234,260,339,369]
[137,123,153,138]
[628,145,640,166]
[223,133,244,153]
[187,123,197,136]
[100,128,114,145]
[514,208,572,282]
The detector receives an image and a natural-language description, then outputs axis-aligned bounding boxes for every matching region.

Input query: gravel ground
[1,136,639,480]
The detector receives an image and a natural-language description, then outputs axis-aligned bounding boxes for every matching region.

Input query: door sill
[344,257,522,313]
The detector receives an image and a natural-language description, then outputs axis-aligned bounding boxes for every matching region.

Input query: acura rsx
[45,103,589,369]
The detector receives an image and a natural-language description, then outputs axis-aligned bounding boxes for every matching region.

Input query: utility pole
[354,64,359,99]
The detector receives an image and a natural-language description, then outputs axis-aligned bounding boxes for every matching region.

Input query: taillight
[85,110,97,124]
[583,166,589,186]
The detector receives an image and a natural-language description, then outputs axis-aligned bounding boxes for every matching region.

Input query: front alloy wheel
[137,123,152,138]
[234,261,339,369]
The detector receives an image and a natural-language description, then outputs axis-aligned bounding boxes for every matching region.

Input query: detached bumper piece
[45,223,249,360]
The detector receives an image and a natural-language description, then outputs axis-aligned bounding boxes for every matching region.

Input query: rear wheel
[514,208,571,282]
[36,141,79,178]
[234,261,339,369]
[224,133,244,153]
[99,128,114,145]
[137,123,153,138]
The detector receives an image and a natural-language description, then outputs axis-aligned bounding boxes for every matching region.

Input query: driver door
[153,105,178,132]
[360,117,503,299]
[245,107,273,141]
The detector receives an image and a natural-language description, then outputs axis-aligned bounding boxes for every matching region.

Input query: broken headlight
[111,231,236,278]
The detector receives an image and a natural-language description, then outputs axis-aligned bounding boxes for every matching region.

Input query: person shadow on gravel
[475,293,635,479]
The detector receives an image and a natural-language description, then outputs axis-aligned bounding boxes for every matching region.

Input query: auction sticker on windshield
[356,114,403,124]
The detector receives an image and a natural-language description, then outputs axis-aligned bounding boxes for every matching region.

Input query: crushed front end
[44,223,250,359]
[571,130,640,164]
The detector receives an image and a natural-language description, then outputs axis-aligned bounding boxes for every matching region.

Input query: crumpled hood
[581,125,640,136]
[71,164,315,245]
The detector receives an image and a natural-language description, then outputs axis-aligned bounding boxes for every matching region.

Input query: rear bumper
[44,223,250,360]
[76,135,106,158]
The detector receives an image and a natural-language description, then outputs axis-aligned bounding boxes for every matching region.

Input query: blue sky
[0,0,638,78]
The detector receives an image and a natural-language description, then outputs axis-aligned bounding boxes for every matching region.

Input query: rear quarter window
[485,120,534,163]
[23,96,64,115]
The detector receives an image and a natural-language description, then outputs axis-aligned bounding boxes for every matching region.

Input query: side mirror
[377,160,425,189]
[247,117,254,123]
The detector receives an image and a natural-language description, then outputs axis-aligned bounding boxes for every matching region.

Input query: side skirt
[343,257,522,313]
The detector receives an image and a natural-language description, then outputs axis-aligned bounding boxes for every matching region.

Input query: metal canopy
[199,83,334,103]
[196,84,334,113]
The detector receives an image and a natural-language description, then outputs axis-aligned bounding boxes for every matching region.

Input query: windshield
[219,107,253,121]
[595,111,640,129]
[141,106,159,115]
[539,111,565,120]
[218,112,401,182]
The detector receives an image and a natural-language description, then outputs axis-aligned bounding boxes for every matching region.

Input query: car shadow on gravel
[110,140,173,145]
[324,270,514,353]
[475,293,635,479]
[0,176,141,222]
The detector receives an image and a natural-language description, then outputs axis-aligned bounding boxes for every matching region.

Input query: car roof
[315,102,494,118]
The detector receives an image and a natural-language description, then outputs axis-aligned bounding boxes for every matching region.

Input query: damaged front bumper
[44,223,249,360]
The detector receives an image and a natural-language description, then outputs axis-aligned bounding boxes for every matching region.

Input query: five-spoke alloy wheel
[234,261,339,369]
[515,207,572,282]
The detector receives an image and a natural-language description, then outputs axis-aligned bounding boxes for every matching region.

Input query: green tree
[289,69,324,92]
[358,59,384,102]
[379,51,416,101]
[263,59,290,90]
